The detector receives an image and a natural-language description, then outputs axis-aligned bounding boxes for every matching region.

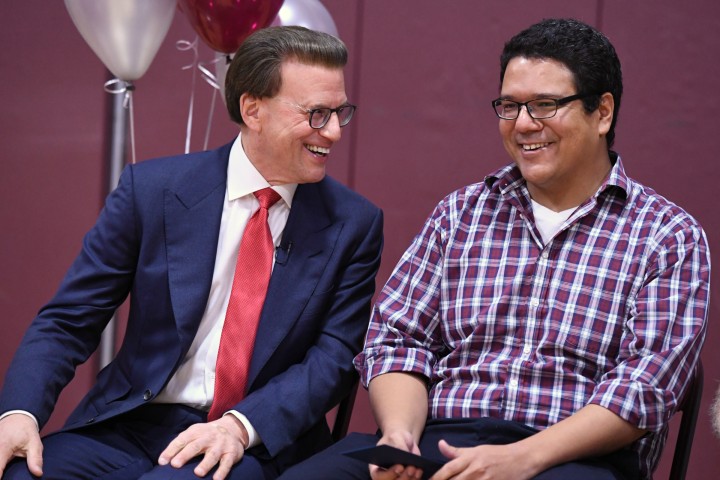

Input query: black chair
[331,376,360,442]
[668,360,704,480]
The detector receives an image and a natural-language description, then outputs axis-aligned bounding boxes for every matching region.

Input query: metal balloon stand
[98,74,131,370]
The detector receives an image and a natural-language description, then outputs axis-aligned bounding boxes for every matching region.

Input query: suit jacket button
[143,389,153,401]
[86,417,95,424]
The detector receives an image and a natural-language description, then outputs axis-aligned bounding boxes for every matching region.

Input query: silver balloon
[64,0,176,81]
[271,0,339,38]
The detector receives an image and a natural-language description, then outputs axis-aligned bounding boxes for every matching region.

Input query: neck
[528,154,612,212]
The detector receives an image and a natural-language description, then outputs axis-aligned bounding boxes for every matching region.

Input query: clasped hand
[370,432,536,480]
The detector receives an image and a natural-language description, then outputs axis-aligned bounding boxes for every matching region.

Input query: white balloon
[271,0,339,38]
[64,0,176,81]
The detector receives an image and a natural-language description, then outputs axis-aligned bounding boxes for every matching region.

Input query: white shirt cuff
[0,410,40,430]
[226,411,262,448]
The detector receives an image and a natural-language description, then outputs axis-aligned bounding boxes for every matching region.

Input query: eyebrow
[497,93,566,101]
[307,101,351,109]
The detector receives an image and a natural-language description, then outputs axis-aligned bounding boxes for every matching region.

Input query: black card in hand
[343,445,444,479]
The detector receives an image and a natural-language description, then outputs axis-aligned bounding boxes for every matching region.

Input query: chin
[302,170,327,184]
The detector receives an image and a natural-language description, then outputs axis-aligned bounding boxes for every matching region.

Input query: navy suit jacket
[0,141,383,467]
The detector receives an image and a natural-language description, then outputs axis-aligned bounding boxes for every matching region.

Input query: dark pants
[4,404,279,480]
[278,418,640,480]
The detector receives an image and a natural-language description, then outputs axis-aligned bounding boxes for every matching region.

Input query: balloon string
[104,79,137,164]
[177,37,200,154]
[197,55,228,151]
[198,59,221,90]
[178,39,230,152]
[204,88,217,151]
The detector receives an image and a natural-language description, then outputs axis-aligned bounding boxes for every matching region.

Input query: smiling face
[499,57,614,210]
[240,59,347,185]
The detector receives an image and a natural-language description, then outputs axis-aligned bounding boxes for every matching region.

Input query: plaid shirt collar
[483,152,630,206]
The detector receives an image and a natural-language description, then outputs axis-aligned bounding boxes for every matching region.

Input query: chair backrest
[668,359,704,480]
[331,376,360,442]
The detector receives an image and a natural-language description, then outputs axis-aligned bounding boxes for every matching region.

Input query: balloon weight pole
[98,79,129,370]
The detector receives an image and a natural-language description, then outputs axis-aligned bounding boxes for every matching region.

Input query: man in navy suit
[0,26,383,480]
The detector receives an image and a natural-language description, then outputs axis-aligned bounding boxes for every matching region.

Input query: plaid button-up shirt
[355,156,710,478]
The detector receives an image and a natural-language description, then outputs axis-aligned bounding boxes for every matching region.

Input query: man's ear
[240,93,261,131]
[597,92,614,136]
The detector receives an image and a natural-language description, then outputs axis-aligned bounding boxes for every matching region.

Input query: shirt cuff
[226,411,262,448]
[0,410,40,430]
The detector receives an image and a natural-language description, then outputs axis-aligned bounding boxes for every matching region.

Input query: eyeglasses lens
[309,106,355,128]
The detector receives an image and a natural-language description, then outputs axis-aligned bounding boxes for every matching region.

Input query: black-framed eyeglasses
[491,93,597,120]
[280,100,357,129]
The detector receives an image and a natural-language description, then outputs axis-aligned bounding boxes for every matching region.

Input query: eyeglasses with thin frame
[279,100,357,129]
[491,93,597,120]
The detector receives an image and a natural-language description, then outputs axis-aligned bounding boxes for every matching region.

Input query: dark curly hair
[500,18,623,149]
[225,26,348,126]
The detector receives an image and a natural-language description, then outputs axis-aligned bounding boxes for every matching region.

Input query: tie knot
[254,187,281,209]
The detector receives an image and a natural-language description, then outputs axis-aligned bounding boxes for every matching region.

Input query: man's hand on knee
[158,415,248,480]
[0,414,44,477]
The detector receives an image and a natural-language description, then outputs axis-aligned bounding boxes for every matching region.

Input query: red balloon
[179,0,285,54]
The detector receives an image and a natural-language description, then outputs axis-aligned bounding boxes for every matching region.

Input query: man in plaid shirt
[280,18,710,480]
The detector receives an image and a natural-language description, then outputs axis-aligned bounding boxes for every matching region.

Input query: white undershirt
[531,199,575,245]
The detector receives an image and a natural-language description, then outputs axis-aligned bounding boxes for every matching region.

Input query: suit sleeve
[0,166,139,428]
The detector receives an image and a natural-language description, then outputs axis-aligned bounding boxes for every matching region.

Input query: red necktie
[208,187,281,421]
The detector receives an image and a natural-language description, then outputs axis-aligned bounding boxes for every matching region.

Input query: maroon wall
[1,1,718,478]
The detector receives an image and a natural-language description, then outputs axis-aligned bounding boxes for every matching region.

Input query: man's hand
[370,430,423,480]
[0,414,44,477]
[158,415,248,480]
[429,405,647,480]
[429,439,537,480]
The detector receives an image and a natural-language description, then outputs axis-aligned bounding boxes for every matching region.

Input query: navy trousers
[4,404,279,480]
[278,418,640,480]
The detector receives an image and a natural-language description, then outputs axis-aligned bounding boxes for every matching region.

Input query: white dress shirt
[154,133,297,447]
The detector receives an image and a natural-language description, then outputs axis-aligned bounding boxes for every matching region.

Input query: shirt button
[143,389,153,401]
[509,378,519,387]
[523,345,532,355]
[530,298,540,307]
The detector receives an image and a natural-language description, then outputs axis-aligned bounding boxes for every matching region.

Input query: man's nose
[514,105,542,130]
[319,112,342,141]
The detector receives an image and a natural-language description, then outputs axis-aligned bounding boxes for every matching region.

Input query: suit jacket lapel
[247,181,343,387]
[165,146,229,349]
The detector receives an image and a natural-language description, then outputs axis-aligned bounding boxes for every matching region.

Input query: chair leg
[668,361,703,480]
